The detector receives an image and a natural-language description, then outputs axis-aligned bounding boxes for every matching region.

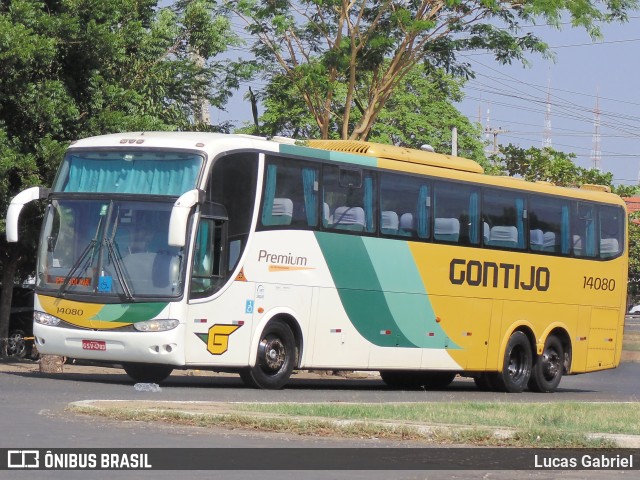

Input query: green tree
[493,144,638,196]
[367,68,486,164]
[0,0,243,355]
[230,0,636,140]
[240,65,487,163]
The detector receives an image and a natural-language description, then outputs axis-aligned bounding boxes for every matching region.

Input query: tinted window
[379,173,430,239]
[434,182,480,245]
[528,196,570,254]
[483,189,525,250]
[260,156,319,228]
[323,165,376,234]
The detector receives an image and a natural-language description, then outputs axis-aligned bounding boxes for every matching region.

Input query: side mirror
[168,189,203,247]
[6,186,50,242]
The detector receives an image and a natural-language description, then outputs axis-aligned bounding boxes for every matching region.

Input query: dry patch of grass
[70,401,631,448]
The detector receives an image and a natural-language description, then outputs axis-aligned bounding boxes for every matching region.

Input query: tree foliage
[229,0,637,140]
[0,0,243,354]
[246,64,486,163]
[493,144,638,196]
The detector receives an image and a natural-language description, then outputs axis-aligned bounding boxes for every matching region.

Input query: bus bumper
[32,322,186,366]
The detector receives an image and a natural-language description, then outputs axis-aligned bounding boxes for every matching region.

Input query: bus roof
[65,133,624,208]
[306,139,484,174]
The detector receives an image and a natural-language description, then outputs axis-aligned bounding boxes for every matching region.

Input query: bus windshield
[38,199,184,299]
[53,150,203,195]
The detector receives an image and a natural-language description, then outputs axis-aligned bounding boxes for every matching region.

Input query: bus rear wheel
[528,335,564,393]
[493,331,532,393]
[240,320,296,389]
[123,363,173,383]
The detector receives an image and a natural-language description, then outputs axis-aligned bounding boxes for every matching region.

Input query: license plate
[82,340,106,351]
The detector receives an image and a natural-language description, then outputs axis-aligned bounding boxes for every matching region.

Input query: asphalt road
[1,358,639,480]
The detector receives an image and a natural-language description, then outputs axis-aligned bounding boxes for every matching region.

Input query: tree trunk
[0,245,19,357]
[39,355,65,374]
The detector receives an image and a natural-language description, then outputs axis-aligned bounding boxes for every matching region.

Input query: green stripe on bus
[280,144,378,168]
[315,232,417,348]
[361,237,455,349]
[316,232,459,349]
[91,302,168,323]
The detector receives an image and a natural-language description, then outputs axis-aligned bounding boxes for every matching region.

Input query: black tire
[240,320,296,389]
[473,373,493,391]
[528,335,564,393]
[7,329,27,358]
[493,331,532,393]
[380,370,421,389]
[423,372,456,389]
[123,363,173,383]
[380,370,456,390]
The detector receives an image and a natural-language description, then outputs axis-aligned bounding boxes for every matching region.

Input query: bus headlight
[34,311,61,326]
[134,319,180,332]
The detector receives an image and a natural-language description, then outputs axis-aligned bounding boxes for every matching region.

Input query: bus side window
[379,172,430,239]
[261,157,319,228]
[434,182,479,245]
[574,203,596,258]
[191,217,226,297]
[323,165,376,233]
[599,205,623,258]
[528,195,570,254]
[482,189,525,250]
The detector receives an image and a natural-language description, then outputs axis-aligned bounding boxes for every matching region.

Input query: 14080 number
[583,276,616,291]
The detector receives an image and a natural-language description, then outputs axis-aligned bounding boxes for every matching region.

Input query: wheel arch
[540,326,573,374]
[249,308,304,368]
[496,322,536,372]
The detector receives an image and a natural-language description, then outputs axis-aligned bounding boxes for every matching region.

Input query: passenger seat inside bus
[543,231,557,252]
[530,229,544,250]
[269,197,293,225]
[381,211,399,235]
[600,238,619,257]
[487,225,518,248]
[332,206,365,231]
[398,213,415,236]
[434,217,460,242]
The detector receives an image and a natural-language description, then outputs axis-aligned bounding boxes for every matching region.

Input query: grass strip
[70,401,626,448]
[234,402,640,436]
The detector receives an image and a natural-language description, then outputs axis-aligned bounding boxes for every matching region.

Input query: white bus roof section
[67,132,281,156]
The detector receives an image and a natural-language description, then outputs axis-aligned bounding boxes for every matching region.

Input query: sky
[455,15,640,186]
[212,12,640,187]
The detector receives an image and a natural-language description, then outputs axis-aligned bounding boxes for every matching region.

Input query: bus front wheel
[528,335,564,393]
[493,331,532,393]
[240,320,296,389]
[123,363,173,383]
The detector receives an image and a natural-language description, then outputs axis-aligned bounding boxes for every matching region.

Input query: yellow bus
[7,133,627,392]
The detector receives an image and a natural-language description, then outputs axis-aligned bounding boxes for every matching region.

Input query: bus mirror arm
[168,189,204,247]
[6,186,50,242]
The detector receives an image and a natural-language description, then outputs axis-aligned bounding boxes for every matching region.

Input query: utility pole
[543,80,552,148]
[484,126,509,155]
[591,91,601,171]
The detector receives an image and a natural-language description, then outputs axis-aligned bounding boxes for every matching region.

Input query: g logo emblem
[207,324,241,355]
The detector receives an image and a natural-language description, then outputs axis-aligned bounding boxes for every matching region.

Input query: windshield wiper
[104,240,133,301]
[103,205,134,301]
[56,238,97,298]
